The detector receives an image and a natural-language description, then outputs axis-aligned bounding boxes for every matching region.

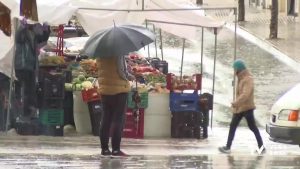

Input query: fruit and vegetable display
[167,73,201,91]
[40,56,65,65]
[65,74,96,91]
[79,59,98,77]
[126,53,169,93]
[59,51,170,94]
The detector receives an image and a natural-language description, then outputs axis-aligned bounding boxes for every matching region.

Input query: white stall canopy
[0,0,225,78]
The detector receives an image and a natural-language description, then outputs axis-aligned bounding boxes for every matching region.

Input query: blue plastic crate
[169,92,200,113]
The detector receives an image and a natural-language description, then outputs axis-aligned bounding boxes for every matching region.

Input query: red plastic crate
[123,108,144,139]
[81,88,100,102]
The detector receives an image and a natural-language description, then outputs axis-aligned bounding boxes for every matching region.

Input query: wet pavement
[0,127,300,168]
[2,1,300,168]
[205,0,300,64]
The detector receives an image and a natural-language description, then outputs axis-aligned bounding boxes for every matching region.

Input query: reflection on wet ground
[1,154,300,169]
[0,128,300,168]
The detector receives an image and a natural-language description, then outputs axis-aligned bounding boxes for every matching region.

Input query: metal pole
[233,8,237,101]
[145,20,150,58]
[159,28,164,60]
[142,0,144,11]
[152,24,158,58]
[147,19,210,28]
[78,7,237,12]
[200,27,204,95]
[211,28,218,130]
[180,39,185,81]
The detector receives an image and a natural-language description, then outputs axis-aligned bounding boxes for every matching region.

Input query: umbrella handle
[135,79,138,89]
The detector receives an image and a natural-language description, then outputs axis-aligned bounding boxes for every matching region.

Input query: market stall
[0,0,237,139]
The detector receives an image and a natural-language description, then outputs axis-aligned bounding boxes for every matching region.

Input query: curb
[225,23,300,73]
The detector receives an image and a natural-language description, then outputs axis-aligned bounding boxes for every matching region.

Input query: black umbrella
[82,24,155,58]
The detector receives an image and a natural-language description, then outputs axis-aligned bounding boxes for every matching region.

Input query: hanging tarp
[0,0,77,25]
[144,0,224,28]
[0,0,225,36]
[74,0,145,35]
[74,0,224,40]
[0,31,14,78]
[35,0,76,25]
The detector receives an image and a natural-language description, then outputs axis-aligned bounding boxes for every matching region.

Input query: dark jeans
[100,93,127,151]
[226,109,263,149]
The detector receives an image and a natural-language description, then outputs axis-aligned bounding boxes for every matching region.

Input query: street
[0,127,299,168]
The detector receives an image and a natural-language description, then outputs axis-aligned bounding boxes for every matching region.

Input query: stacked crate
[81,87,102,136]
[86,100,102,136]
[167,73,207,139]
[123,108,145,138]
[123,91,148,138]
[38,72,65,136]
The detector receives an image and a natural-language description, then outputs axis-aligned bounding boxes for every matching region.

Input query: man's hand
[128,74,135,81]
[231,102,238,108]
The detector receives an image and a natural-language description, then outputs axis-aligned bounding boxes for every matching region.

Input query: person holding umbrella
[82,24,155,157]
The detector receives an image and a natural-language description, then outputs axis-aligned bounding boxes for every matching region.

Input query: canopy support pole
[200,27,204,95]
[211,28,218,130]
[180,38,185,81]
[78,7,237,12]
[159,28,164,60]
[152,24,158,58]
[145,20,150,58]
[233,8,238,101]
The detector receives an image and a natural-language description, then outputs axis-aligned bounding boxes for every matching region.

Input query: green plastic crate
[39,109,64,125]
[128,92,148,108]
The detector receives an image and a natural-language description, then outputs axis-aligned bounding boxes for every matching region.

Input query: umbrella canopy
[82,24,155,58]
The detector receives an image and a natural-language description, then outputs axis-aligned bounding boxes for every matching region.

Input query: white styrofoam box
[73,91,92,134]
[145,93,170,115]
[144,93,171,138]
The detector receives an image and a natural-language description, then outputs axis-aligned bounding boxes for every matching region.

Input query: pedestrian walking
[97,56,134,157]
[218,59,265,154]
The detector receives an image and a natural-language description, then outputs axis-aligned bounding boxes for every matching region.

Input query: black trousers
[100,93,127,151]
[226,109,263,148]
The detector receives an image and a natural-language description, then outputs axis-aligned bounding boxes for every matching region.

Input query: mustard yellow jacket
[232,69,256,113]
[96,57,130,95]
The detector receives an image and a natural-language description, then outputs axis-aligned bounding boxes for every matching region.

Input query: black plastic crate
[63,91,74,125]
[150,58,168,74]
[40,124,63,136]
[39,73,65,99]
[15,117,40,136]
[38,98,64,109]
[171,112,207,139]
[87,100,103,136]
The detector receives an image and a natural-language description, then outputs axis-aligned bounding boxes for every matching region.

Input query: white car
[266,83,300,146]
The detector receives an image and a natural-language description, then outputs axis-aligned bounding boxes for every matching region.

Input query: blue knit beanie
[233,59,246,71]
